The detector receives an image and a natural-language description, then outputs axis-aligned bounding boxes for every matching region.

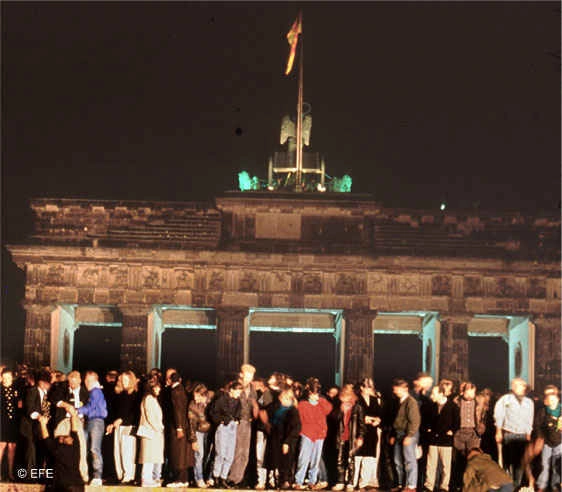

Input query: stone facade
[7,195,561,390]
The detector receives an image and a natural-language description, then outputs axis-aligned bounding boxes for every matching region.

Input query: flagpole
[295,12,304,191]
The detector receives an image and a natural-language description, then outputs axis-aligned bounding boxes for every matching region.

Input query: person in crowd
[534,385,561,492]
[138,379,165,488]
[477,388,496,460]
[20,369,52,473]
[210,380,243,488]
[353,378,382,490]
[101,369,118,483]
[165,370,190,488]
[423,382,459,492]
[294,377,332,490]
[379,389,398,490]
[452,382,485,489]
[330,384,365,492]
[228,364,258,487]
[463,447,514,492]
[264,387,301,490]
[390,378,421,492]
[50,370,89,483]
[106,370,140,485]
[38,401,85,492]
[189,383,212,488]
[494,378,534,488]
[256,372,286,489]
[413,372,434,489]
[78,371,108,487]
[439,379,455,398]
[0,369,20,481]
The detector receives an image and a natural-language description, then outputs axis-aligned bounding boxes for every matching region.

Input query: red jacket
[298,397,333,442]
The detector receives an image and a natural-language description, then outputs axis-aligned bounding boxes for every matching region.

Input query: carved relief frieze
[174,270,193,290]
[108,265,129,288]
[528,277,546,298]
[141,268,160,289]
[78,265,101,287]
[397,275,420,295]
[432,275,451,296]
[46,264,65,285]
[367,273,388,294]
[239,271,258,292]
[303,273,322,295]
[269,271,291,292]
[463,276,482,296]
[208,270,225,291]
[335,273,365,295]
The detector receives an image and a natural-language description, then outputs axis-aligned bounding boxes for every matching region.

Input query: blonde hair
[241,364,256,374]
[115,371,139,394]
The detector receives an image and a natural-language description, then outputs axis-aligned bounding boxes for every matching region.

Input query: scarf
[546,403,561,419]
[272,404,291,426]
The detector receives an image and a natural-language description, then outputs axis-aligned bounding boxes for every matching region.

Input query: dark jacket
[427,398,460,447]
[210,392,241,426]
[264,400,301,471]
[43,431,84,487]
[49,381,88,428]
[111,391,141,427]
[167,384,188,434]
[534,404,561,447]
[355,394,382,457]
[393,395,421,437]
[332,401,366,449]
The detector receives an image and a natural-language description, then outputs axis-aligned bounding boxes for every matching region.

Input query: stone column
[23,304,55,368]
[343,309,376,383]
[534,315,561,392]
[216,306,248,386]
[440,316,469,382]
[119,306,149,374]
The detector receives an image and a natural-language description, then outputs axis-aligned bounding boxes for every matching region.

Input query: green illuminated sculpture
[238,171,261,191]
[332,174,352,192]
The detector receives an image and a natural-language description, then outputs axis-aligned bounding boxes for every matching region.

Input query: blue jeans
[213,421,238,479]
[393,431,418,489]
[194,431,208,482]
[318,456,328,482]
[295,436,324,485]
[537,442,562,489]
[86,418,104,479]
[488,484,514,492]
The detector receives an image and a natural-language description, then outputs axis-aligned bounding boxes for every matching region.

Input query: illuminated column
[120,306,149,374]
[343,309,376,383]
[216,307,249,386]
[23,303,55,368]
[439,316,469,382]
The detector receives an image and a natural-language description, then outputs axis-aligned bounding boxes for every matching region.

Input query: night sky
[3,1,561,244]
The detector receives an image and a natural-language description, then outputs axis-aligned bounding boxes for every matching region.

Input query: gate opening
[73,324,122,376]
[246,308,343,386]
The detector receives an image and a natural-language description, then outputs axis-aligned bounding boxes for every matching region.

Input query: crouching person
[38,402,84,492]
[463,447,513,492]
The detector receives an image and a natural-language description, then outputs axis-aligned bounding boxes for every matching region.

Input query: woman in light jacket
[138,379,165,488]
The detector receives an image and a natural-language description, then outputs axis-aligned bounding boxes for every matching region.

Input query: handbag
[136,424,155,439]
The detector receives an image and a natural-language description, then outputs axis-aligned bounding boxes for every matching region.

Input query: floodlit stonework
[6,193,561,389]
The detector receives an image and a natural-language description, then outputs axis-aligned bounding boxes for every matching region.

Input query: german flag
[285,12,302,75]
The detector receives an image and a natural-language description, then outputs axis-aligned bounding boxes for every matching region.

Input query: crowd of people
[0,362,560,492]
